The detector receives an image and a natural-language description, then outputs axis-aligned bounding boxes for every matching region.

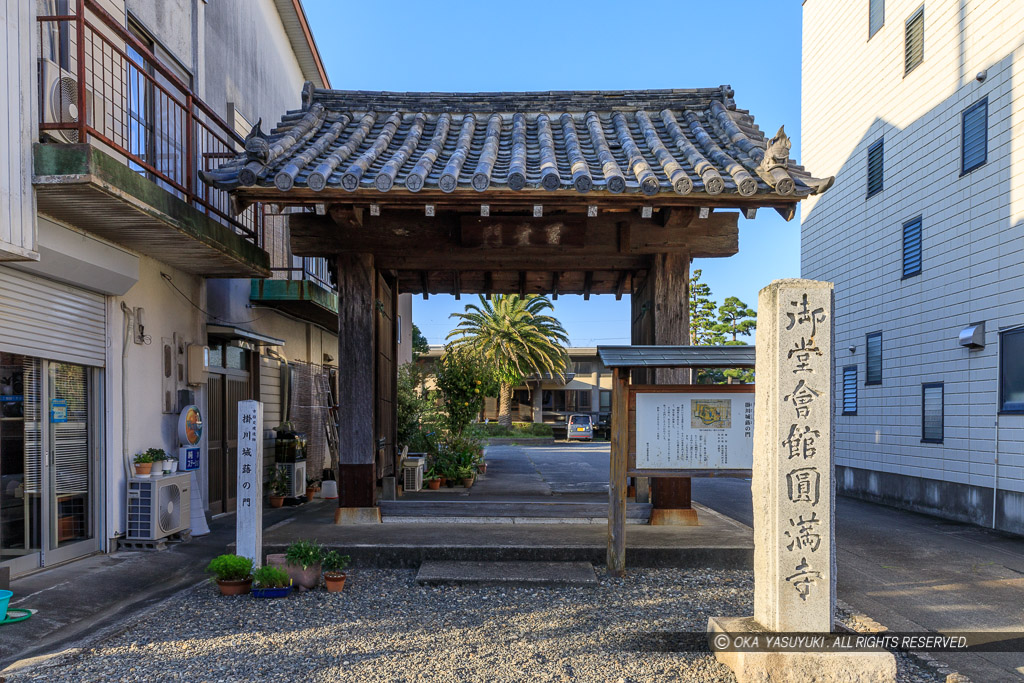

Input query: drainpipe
[993,413,1000,529]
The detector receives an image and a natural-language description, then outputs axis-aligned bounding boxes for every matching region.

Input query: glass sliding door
[47,362,96,563]
[0,355,43,575]
[0,354,100,574]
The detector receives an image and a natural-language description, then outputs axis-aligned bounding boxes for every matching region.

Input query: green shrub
[253,565,291,588]
[205,554,253,581]
[322,550,350,574]
[435,346,496,436]
[285,539,325,570]
[469,422,553,438]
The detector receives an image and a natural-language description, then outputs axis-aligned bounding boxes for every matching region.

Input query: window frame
[904,6,925,76]
[999,328,1024,414]
[902,216,923,279]
[866,139,884,198]
[921,382,944,444]
[865,332,883,386]
[869,0,885,39]
[961,97,988,176]
[842,365,858,416]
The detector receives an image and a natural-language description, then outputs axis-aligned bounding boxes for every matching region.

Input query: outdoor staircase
[379,500,652,524]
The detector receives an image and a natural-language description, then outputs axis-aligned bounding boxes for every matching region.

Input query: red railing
[37,0,262,243]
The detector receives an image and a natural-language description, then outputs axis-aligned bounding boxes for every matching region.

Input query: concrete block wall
[801,0,1024,532]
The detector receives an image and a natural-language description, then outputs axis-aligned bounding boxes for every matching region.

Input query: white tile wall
[801,0,1024,495]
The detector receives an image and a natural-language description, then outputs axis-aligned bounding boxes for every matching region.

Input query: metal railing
[271,259,336,292]
[37,0,262,243]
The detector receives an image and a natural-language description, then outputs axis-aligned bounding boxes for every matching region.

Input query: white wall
[0,0,40,261]
[801,1,1024,503]
[105,257,205,541]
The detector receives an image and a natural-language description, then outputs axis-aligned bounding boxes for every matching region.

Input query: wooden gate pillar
[649,252,693,515]
[335,252,379,520]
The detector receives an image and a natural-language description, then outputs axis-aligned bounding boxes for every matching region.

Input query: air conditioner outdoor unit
[276,461,307,498]
[38,57,105,144]
[127,473,191,540]
[402,457,424,492]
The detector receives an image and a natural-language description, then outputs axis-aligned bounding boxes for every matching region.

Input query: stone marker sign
[236,399,263,568]
[708,279,895,682]
[754,280,834,632]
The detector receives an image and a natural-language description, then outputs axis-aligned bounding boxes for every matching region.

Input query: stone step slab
[415,560,598,587]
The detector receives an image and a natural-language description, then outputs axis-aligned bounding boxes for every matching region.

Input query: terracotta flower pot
[438,476,447,486]
[427,479,441,490]
[462,477,474,488]
[134,462,152,477]
[267,554,320,590]
[476,463,487,474]
[324,572,347,592]
[306,487,316,502]
[269,495,285,508]
[216,578,252,596]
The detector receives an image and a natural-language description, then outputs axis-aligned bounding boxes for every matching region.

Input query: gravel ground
[6,568,948,683]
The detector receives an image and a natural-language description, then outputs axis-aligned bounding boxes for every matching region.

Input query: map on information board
[635,392,753,470]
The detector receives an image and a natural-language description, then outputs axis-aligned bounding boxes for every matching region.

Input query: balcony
[32,0,269,277]
[251,218,337,327]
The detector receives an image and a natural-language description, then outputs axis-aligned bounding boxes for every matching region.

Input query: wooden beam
[484,271,493,299]
[519,271,526,297]
[551,271,559,300]
[615,271,628,301]
[420,271,429,300]
[336,252,376,509]
[453,270,461,300]
[461,215,585,248]
[583,271,593,300]
[608,368,628,577]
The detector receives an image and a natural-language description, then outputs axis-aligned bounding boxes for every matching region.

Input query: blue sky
[303,0,805,345]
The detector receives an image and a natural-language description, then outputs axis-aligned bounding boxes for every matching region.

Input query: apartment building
[801,0,1024,533]
[0,0,411,577]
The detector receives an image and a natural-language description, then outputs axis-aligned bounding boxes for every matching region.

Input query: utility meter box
[187,344,209,385]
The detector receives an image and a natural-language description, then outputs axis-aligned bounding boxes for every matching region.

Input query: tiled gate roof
[202,83,833,199]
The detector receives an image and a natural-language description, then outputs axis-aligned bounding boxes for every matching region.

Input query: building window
[866,139,884,198]
[961,97,988,174]
[922,382,943,443]
[842,366,858,415]
[902,216,923,278]
[599,390,611,412]
[866,332,882,385]
[869,0,884,38]
[1000,328,1024,412]
[905,6,924,75]
[574,361,593,374]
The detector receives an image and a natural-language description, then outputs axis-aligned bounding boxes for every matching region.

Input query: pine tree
[689,270,725,345]
[713,297,757,343]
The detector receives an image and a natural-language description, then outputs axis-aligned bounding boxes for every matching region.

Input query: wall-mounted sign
[178,404,203,446]
[50,398,68,423]
[635,392,754,470]
[179,446,201,471]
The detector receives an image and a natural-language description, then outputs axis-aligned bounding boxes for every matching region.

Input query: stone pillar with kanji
[752,279,834,632]
[708,279,895,683]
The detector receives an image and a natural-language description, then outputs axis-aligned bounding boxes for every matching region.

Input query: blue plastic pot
[0,590,12,621]
[251,585,292,599]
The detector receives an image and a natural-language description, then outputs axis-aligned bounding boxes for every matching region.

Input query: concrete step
[380,500,651,525]
[415,560,598,587]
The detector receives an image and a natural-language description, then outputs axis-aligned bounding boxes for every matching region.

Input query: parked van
[566,414,593,441]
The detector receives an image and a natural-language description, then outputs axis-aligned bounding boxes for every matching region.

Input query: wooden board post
[236,399,263,567]
[607,368,628,577]
[335,252,379,520]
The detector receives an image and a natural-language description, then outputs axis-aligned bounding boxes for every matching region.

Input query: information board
[635,392,754,470]
[236,399,263,567]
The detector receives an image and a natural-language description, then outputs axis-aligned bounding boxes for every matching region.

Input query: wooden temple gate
[202,84,832,520]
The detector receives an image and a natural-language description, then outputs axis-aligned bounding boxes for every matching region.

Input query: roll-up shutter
[0,267,106,366]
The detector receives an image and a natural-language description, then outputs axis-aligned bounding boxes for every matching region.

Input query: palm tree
[447,295,569,427]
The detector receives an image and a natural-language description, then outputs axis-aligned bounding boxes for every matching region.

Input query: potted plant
[251,565,292,599]
[283,538,324,590]
[305,476,319,502]
[475,456,487,475]
[458,465,475,488]
[150,448,172,475]
[132,451,154,477]
[268,467,287,508]
[205,554,254,596]
[425,467,441,490]
[322,550,350,593]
